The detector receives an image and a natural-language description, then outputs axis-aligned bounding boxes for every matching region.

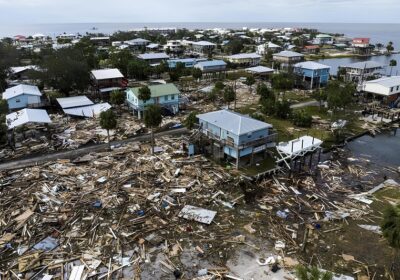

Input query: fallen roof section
[6,108,52,129]
[56,96,94,109]
[63,103,112,118]
[179,205,217,224]
[91,68,124,80]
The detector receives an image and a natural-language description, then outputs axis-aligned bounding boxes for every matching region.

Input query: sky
[0,0,399,24]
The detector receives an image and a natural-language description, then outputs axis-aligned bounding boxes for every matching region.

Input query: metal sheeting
[6,108,51,129]
[56,96,94,109]
[63,103,111,118]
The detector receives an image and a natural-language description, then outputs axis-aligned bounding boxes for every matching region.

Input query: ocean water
[317,53,400,76]
[0,22,399,48]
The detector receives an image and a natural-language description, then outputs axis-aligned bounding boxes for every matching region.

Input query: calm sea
[0,22,399,48]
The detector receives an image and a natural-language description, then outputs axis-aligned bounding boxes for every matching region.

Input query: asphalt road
[0,127,188,171]
[290,100,320,109]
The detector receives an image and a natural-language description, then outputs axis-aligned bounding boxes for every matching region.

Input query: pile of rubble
[0,137,397,279]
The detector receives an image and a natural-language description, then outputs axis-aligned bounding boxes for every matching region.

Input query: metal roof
[197,109,272,136]
[273,51,304,58]
[137,53,170,60]
[2,84,42,100]
[192,41,216,46]
[294,61,330,70]
[56,96,94,109]
[194,60,227,67]
[91,68,124,80]
[341,61,383,70]
[246,66,274,73]
[227,53,262,59]
[6,108,51,129]
[128,83,180,98]
[126,38,150,45]
[63,103,111,118]
[364,76,400,88]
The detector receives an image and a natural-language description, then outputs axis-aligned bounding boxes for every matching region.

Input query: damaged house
[196,110,277,168]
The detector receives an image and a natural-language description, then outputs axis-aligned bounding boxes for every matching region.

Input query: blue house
[197,110,276,168]
[126,83,180,118]
[194,60,227,73]
[167,58,197,69]
[293,61,330,89]
[2,84,43,110]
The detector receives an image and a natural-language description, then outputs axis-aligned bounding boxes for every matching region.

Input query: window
[391,87,394,92]
[171,94,175,100]
[247,132,252,138]
[397,86,399,91]
[164,95,169,101]
[16,99,20,103]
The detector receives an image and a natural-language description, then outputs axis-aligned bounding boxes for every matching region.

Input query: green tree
[99,109,117,149]
[109,49,133,76]
[144,104,163,155]
[128,59,151,80]
[244,76,256,93]
[292,110,313,127]
[214,81,225,90]
[275,99,292,119]
[389,59,397,76]
[295,265,333,280]
[381,204,400,276]
[138,86,151,104]
[225,39,244,54]
[223,86,235,109]
[192,67,202,80]
[0,114,7,145]
[386,41,394,55]
[257,83,274,101]
[0,99,9,115]
[184,111,198,130]
[313,89,327,110]
[326,81,354,111]
[272,73,295,91]
[39,47,90,96]
[110,90,125,106]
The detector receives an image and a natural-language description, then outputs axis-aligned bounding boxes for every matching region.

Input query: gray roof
[365,76,400,88]
[56,96,94,109]
[194,60,227,68]
[294,61,330,70]
[197,109,272,135]
[192,41,216,46]
[137,53,170,60]
[6,108,51,129]
[227,53,262,59]
[341,61,383,70]
[273,51,304,58]
[91,68,124,80]
[2,84,42,100]
[246,66,274,73]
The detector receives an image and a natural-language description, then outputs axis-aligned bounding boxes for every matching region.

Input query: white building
[363,76,400,103]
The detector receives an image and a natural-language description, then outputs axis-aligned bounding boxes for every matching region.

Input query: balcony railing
[203,129,277,149]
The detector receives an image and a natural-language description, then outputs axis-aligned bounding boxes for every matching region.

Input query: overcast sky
[0,0,399,24]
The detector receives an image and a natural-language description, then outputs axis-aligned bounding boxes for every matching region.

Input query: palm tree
[143,104,162,155]
[381,204,400,276]
[295,265,333,280]
[389,59,397,76]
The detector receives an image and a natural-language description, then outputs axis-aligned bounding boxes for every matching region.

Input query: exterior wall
[192,44,215,54]
[168,60,196,68]
[364,83,400,96]
[6,94,41,110]
[200,119,271,159]
[273,56,304,64]
[238,128,269,145]
[126,90,180,113]
[195,64,227,73]
[227,57,261,66]
[294,67,330,88]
